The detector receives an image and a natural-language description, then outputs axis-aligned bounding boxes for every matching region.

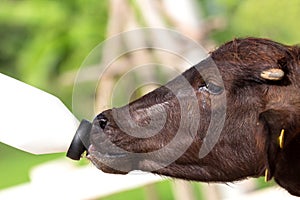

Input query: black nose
[97,113,108,129]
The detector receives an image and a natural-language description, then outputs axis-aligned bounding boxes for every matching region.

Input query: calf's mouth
[87,115,134,174]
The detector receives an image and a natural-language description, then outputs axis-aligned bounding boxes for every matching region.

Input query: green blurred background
[0,0,299,199]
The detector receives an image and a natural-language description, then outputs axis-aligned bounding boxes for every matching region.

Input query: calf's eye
[207,82,223,94]
[198,82,223,95]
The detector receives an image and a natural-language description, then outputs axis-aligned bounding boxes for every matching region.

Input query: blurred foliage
[200,0,300,44]
[0,142,63,188]
[0,0,108,109]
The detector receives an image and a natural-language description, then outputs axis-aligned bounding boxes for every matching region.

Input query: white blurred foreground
[0,159,162,200]
[0,158,298,200]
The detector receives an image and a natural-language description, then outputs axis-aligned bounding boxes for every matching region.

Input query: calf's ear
[259,109,300,196]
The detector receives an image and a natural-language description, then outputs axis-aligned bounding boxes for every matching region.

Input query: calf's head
[87,38,300,196]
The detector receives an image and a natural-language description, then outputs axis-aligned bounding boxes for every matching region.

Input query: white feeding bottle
[0,73,91,156]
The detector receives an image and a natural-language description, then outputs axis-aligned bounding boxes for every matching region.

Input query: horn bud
[260,68,284,81]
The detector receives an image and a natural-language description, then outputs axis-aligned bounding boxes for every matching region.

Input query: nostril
[97,114,108,129]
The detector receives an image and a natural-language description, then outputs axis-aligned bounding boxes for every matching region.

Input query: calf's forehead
[211,38,292,71]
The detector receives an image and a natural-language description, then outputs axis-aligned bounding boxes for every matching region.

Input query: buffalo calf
[87,38,300,196]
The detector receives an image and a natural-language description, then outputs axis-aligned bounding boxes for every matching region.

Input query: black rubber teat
[67,119,92,160]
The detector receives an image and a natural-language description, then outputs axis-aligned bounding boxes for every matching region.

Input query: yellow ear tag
[278,129,285,149]
[264,169,269,182]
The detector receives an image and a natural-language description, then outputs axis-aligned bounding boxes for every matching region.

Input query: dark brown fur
[87,38,300,196]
